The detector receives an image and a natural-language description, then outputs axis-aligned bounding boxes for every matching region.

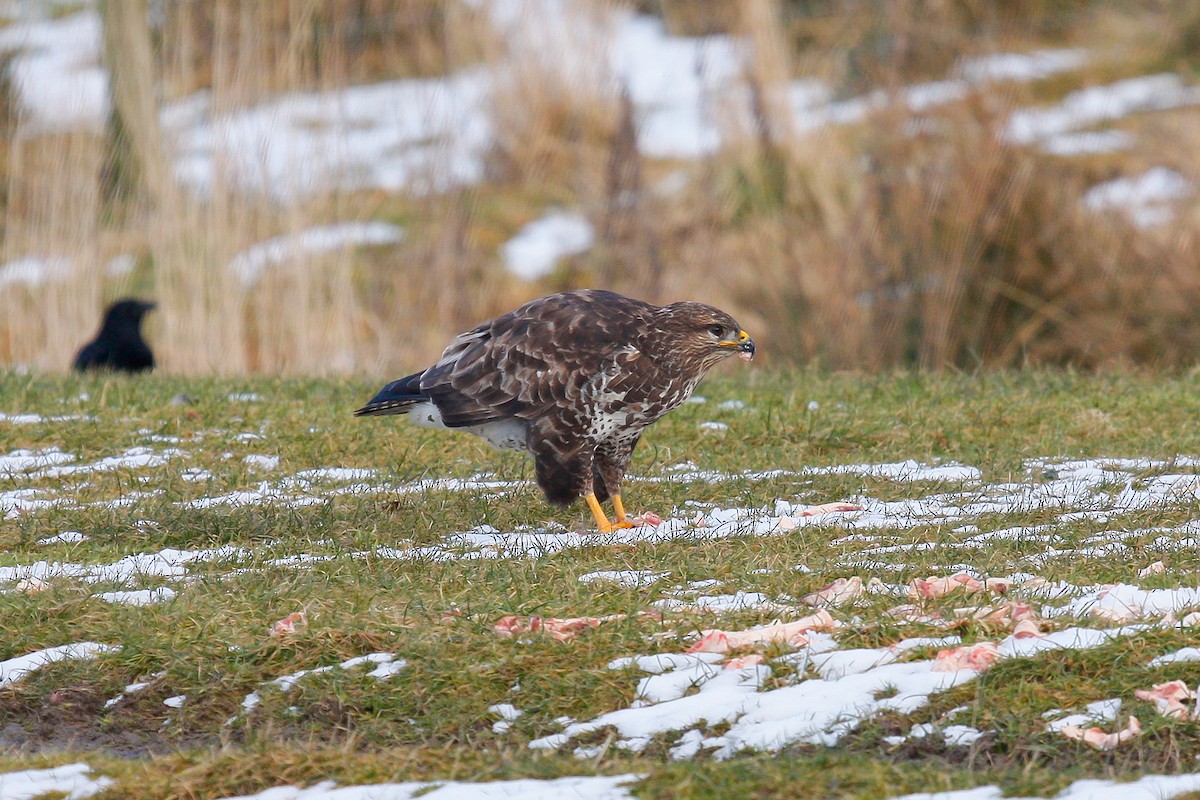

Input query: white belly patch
[407,402,527,451]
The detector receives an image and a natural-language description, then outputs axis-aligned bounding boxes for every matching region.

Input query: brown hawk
[354,289,755,532]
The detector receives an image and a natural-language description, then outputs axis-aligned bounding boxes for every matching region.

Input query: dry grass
[1,1,1199,375]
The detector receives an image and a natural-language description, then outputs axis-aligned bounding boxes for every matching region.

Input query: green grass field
[3,368,1200,799]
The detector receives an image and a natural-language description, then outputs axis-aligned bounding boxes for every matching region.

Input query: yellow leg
[583,493,635,533]
[584,493,614,533]
[612,494,628,524]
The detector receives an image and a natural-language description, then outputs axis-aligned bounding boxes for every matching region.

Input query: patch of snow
[171,71,493,201]
[958,49,1087,84]
[1046,697,1123,732]
[236,653,407,718]
[0,257,72,289]
[0,643,119,687]
[293,467,377,483]
[211,774,642,800]
[1054,583,1200,620]
[653,591,793,614]
[103,673,165,710]
[38,530,88,545]
[228,222,405,287]
[186,483,324,510]
[501,211,594,280]
[243,455,280,471]
[0,448,75,476]
[105,254,136,277]
[0,11,107,135]
[887,774,1200,800]
[34,447,181,478]
[804,460,982,483]
[1148,647,1200,667]
[0,763,113,800]
[95,587,178,606]
[1004,73,1200,146]
[579,570,668,587]
[489,702,524,733]
[534,622,1149,758]
[1082,167,1193,229]
[0,545,249,588]
[1041,130,1134,155]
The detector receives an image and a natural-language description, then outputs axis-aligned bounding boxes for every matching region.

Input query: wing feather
[420,290,655,428]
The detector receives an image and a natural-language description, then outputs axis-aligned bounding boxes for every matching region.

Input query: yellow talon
[585,493,634,533]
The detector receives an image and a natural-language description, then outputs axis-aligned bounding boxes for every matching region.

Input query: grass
[3,368,1200,798]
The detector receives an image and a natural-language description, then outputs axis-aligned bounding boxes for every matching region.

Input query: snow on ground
[0,643,119,687]
[1082,167,1194,229]
[501,211,594,280]
[530,622,1149,758]
[212,774,642,800]
[0,257,72,289]
[236,653,407,719]
[0,763,113,800]
[174,73,492,201]
[2,764,1200,800]
[0,447,75,475]
[888,774,1200,800]
[0,11,106,135]
[957,49,1087,83]
[7,447,1200,565]
[579,570,669,588]
[228,222,406,287]
[1,4,1164,205]
[6,447,1200,793]
[95,587,177,606]
[1004,73,1200,147]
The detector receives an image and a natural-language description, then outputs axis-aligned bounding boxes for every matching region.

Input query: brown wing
[419,289,657,428]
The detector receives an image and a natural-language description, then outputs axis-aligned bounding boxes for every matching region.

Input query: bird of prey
[355,289,755,532]
[73,298,156,373]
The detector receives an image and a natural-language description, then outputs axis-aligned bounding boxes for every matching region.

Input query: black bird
[73,298,156,373]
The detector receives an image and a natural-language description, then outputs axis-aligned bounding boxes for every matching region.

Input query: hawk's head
[655,301,755,368]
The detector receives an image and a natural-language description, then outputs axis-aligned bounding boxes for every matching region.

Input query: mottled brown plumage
[355,289,755,531]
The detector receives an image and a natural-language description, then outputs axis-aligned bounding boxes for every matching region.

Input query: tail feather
[354,372,427,417]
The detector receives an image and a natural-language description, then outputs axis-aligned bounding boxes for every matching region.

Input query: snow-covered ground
[0,0,1194,287]
[7,420,1200,795]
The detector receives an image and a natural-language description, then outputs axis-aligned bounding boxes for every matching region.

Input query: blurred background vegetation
[1,0,1199,375]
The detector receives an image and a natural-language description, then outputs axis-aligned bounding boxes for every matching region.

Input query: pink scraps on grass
[1059,716,1142,750]
[908,572,1011,601]
[931,641,1001,673]
[269,611,307,638]
[685,609,836,655]
[1134,680,1196,720]
[802,577,866,608]
[493,612,651,641]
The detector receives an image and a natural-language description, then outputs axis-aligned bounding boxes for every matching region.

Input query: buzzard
[355,289,755,532]
[73,298,156,373]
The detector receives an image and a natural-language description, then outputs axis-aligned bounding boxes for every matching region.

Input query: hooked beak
[732,330,755,361]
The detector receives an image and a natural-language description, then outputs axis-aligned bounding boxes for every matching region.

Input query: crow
[73,298,157,373]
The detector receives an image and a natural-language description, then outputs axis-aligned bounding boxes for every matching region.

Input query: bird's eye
[708,324,724,337]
